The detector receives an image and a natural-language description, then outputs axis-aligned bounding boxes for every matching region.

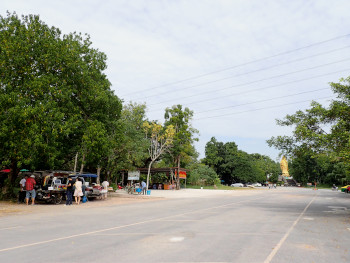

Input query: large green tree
[164,105,198,188]
[0,13,122,195]
[267,76,350,183]
[203,137,278,184]
[111,102,149,174]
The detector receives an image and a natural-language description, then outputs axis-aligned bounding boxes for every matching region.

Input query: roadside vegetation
[267,76,350,187]
[0,12,348,199]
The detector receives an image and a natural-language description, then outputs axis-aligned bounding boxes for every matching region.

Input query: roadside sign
[128,170,140,180]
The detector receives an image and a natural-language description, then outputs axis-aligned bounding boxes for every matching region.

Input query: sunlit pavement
[0,187,349,263]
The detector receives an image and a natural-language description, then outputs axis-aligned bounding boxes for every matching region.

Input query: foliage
[202,137,224,170]
[203,137,280,184]
[0,12,122,195]
[142,121,175,189]
[187,163,220,186]
[111,102,149,173]
[267,76,350,184]
[163,105,199,173]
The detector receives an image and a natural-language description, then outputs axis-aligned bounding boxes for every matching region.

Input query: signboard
[175,170,187,179]
[128,170,140,180]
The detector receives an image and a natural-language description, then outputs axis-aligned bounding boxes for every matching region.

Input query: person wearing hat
[25,175,37,205]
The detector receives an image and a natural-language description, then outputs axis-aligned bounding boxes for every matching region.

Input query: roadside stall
[120,167,189,191]
[36,171,71,204]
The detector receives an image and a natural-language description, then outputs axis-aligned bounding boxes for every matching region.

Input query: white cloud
[3,0,350,160]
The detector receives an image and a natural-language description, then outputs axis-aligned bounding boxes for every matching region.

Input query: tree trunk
[170,169,174,184]
[146,161,153,191]
[2,159,18,197]
[176,156,181,190]
[79,153,85,174]
[73,152,78,174]
[97,167,101,184]
[107,170,110,182]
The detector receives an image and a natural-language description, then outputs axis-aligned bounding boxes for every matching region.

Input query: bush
[188,164,219,186]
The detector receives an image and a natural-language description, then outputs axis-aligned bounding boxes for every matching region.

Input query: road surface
[0,187,349,262]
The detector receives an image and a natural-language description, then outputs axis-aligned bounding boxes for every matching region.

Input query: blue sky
[3,0,350,161]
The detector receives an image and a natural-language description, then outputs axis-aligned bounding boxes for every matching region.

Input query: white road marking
[303,217,314,220]
[0,226,21,231]
[264,194,317,263]
[328,206,347,210]
[169,237,185,242]
[160,220,198,222]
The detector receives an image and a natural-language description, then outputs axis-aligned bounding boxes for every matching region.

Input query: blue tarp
[74,174,98,178]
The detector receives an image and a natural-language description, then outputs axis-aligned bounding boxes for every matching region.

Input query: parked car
[71,174,103,199]
[252,183,262,187]
[231,183,244,187]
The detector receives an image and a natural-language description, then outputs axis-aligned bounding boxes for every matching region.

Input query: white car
[231,183,244,187]
[252,183,262,187]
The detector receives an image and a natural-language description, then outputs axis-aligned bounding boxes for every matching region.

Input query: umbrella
[0,169,10,173]
[20,169,30,172]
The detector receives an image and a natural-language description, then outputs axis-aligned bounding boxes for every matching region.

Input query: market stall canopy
[74,173,98,178]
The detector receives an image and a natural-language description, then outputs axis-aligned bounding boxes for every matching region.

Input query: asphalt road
[0,188,349,263]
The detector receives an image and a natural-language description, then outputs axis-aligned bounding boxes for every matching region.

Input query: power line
[148,67,350,112]
[148,58,350,106]
[195,88,330,114]
[194,96,333,121]
[120,33,350,96]
[132,45,350,100]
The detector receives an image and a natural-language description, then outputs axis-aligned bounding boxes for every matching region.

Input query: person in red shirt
[25,175,37,205]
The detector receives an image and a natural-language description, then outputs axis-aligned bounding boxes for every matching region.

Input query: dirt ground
[0,188,264,217]
[0,191,160,217]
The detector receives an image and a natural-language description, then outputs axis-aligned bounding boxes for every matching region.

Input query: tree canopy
[203,137,279,184]
[0,12,122,195]
[267,76,350,184]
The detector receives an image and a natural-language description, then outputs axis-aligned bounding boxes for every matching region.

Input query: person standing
[73,178,83,204]
[18,175,27,203]
[102,180,109,199]
[141,181,147,195]
[25,175,36,205]
[65,177,73,206]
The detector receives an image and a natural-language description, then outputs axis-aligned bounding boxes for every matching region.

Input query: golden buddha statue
[280,156,290,177]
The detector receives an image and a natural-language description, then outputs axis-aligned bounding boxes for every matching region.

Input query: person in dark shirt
[65,177,73,206]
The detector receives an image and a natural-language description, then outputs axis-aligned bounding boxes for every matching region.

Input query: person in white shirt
[73,178,83,204]
[18,175,27,203]
[102,180,109,199]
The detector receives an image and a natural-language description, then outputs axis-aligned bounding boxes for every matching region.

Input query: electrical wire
[131,45,350,100]
[147,59,350,106]
[195,87,330,114]
[120,33,350,96]
[148,67,350,112]
[194,96,333,120]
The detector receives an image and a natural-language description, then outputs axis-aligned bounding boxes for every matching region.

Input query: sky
[3,0,350,162]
